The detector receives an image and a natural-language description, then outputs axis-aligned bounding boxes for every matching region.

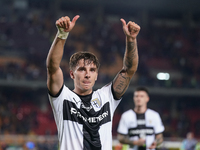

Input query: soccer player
[46,15,140,150]
[117,87,165,150]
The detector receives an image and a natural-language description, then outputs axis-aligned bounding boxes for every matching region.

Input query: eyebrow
[77,66,97,70]
[77,66,86,70]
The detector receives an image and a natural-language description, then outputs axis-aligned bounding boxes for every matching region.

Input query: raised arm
[46,15,79,96]
[113,19,140,99]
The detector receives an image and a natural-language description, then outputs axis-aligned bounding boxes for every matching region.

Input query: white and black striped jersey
[117,109,165,150]
[48,83,121,150]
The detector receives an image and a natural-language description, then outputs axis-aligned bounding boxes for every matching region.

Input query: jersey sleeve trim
[155,131,164,135]
[117,132,128,136]
[48,84,64,98]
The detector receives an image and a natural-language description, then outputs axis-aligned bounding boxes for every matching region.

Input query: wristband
[57,27,69,39]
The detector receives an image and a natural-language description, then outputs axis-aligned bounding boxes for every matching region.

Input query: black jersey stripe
[63,100,111,150]
[136,113,146,150]
[128,127,154,136]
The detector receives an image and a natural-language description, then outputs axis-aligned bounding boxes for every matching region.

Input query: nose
[85,70,90,78]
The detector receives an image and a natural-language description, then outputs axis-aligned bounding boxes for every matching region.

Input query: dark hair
[134,87,149,95]
[69,51,100,71]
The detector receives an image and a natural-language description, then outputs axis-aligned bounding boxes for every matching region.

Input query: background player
[46,15,140,149]
[117,87,165,150]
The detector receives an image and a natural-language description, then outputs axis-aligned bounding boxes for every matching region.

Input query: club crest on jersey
[91,98,102,108]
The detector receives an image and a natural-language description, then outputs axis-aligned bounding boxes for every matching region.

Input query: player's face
[133,91,149,107]
[70,59,98,95]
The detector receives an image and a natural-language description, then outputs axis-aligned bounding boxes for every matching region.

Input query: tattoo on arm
[156,134,163,146]
[113,42,138,98]
[114,72,130,97]
[125,42,137,69]
[118,134,134,146]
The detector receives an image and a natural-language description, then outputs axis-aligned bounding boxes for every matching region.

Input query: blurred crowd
[0,3,200,88]
[0,135,58,150]
[1,87,200,137]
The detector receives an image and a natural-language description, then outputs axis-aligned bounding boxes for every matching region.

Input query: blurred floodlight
[157,72,170,80]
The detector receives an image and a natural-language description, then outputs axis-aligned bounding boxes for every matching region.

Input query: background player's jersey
[117,109,165,150]
[48,83,121,150]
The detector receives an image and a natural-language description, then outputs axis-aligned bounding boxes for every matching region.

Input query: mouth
[83,81,91,84]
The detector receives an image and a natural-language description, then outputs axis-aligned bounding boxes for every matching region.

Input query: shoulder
[96,82,112,92]
[146,109,162,119]
[94,82,115,100]
[48,84,74,99]
[146,108,160,115]
[57,85,72,96]
[122,109,134,116]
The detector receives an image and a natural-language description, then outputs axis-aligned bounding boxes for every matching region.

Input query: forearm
[123,37,138,75]
[155,134,163,146]
[46,32,67,73]
[117,134,135,146]
[112,37,138,99]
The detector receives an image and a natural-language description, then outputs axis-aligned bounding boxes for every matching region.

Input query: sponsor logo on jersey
[70,107,109,123]
[129,127,154,136]
[129,129,154,135]
[63,100,111,125]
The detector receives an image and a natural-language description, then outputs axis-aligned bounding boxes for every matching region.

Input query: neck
[134,106,147,114]
[73,88,92,96]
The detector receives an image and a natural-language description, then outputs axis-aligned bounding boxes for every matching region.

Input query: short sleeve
[154,113,165,134]
[97,83,121,115]
[117,113,128,135]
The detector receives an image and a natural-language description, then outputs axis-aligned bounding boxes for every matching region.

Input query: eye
[90,68,96,72]
[78,67,86,71]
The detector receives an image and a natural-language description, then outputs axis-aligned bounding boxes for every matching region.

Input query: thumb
[71,15,80,24]
[120,18,126,27]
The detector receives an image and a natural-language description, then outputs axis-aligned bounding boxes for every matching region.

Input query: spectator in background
[117,87,165,150]
[181,132,197,150]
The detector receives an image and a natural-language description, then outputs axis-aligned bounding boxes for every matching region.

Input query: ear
[70,70,75,79]
[146,96,150,103]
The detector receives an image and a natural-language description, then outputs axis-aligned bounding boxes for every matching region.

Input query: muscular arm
[155,133,164,146]
[117,134,134,146]
[148,133,164,149]
[113,19,140,99]
[46,35,66,96]
[117,133,145,146]
[46,15,79,96]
